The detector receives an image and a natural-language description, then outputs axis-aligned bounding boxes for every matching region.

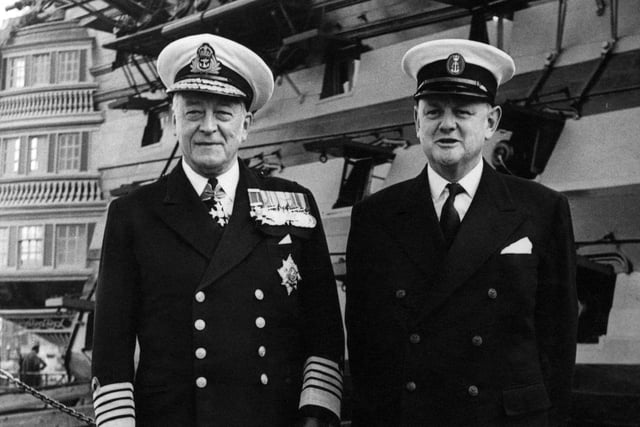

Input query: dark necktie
[201,178,218,208]
[440,182,464,248]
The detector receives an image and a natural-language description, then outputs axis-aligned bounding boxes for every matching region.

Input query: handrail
[0,176,104,207]
[0,87,96,120]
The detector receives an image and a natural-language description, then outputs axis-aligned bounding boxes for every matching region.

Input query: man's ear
[485,104,502,139]
[239,111,253,144]
[243,111,253,131]
[171,110,177,136]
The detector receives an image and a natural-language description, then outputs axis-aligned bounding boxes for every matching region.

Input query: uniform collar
[427,157,483,200]
[182,157,239,200]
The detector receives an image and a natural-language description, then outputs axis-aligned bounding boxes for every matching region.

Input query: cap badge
[190,43,221,75]
[446,53,465,76]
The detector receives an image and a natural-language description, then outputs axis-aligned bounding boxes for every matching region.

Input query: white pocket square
[500,237,532,254]
[278,234,292,245]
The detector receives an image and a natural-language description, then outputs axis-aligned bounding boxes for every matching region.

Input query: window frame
[56,50,81,84]
[0,227,8,268]
[6,56,26,89]
[30,53,51,86]
[56,132,82,172]
[17,225,45,269]
[55,224,87,268]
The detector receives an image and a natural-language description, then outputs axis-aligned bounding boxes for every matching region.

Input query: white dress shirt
[182,158,238,215]
[428,159,483,221]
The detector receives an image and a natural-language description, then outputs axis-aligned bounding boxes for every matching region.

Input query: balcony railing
[0,175,104,207]
[0,84,97,120]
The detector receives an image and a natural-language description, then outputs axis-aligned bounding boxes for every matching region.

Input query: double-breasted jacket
[346,163,577,427]
[92,161,344,427]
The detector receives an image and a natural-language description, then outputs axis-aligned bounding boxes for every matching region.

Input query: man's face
[173,92,252,177]
[414,95,501,181]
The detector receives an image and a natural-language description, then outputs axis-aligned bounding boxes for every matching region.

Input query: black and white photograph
[0,0,638,426]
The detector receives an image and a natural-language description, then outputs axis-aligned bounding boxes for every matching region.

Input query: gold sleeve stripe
[299,356,343,418]
[93,382,135,426]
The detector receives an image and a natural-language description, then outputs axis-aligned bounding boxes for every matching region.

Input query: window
[29,137,38,172]
[3,50,87,90]
[320,58,359,99]
[57,133,81,171]
[0,139,6,176]
[0,133,87,176]
[57,51,80,83]
[0,228,8,268]
[31,53,51,86]
[55,224,86,267]
[18,226,44,268]
[0,138,23,176]
[6,57,26,89]
[27,135,48,175]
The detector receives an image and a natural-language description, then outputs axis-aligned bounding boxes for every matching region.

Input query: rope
[0,368,96,426]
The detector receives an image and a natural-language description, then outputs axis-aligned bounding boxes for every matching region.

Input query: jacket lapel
[197,161,263,290]
[157,163,219,258]
[386,167,445,279]
[418,163,526,320]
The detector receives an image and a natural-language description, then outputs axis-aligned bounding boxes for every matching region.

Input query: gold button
[409,333,421,344]
[468,385,479,396]
[255,317,266,328]
[194,319,206,331]
[260,373,269,385]
[395,289,406,299]
[195,292,205,303]
[488,288,497,299]
[405,381,416,392]
[472,335,483,346]
[254,289,264,300]
[258,346,266,357]
[195,348,207,359]
[196,377,207,388]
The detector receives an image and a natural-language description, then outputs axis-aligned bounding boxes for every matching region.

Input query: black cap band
[415,58,497,102]
[174,61,254,107]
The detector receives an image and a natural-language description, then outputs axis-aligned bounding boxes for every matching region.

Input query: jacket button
[194,319,206,331]
[255,317,266,328]
[488,288,498,299]
[405,381,416,392]
[254,289,264,300]
[260,373,269,385]
[409,333,421,344]
[195,347,207,359]
[195,291,205,303]
[471,335,483,346]
[258,346,266,357]
[196,377,207,388]
[395,289,406,299]
[468,385,479,396]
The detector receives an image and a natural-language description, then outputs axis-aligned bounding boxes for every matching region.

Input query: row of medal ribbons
[248,189,316,228]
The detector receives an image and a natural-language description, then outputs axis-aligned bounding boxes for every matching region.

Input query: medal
[247,189,317,228]
[208,201,228,227]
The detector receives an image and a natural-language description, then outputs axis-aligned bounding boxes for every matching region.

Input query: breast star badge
[278,254,301,295]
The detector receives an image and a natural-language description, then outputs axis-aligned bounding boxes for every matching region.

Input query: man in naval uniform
[92,34,344,427]
[346,39,577,426]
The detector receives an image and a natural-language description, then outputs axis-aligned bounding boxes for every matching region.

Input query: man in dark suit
[346,39,577,426]
[91,34,344,427]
